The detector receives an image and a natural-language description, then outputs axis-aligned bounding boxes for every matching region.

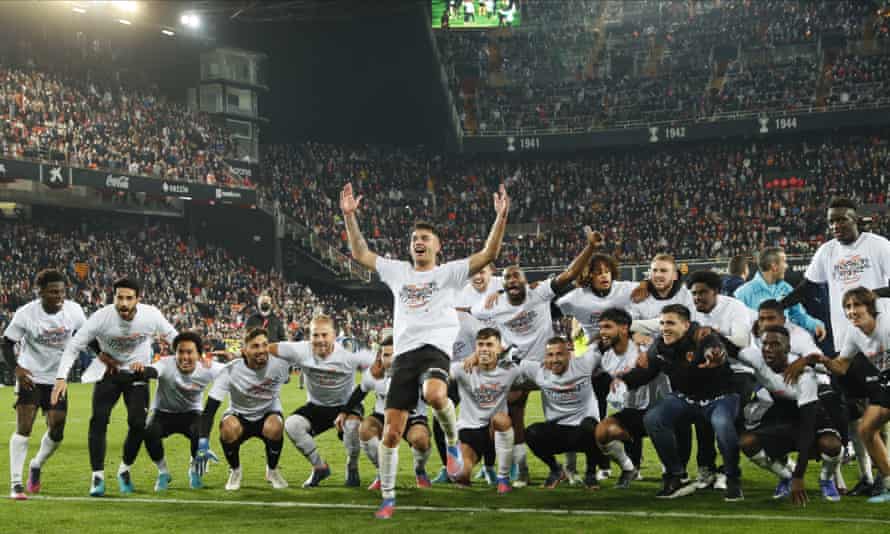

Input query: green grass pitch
[0,381,888,533]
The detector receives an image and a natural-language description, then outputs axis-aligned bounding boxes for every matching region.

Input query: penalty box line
[27,495,890,525]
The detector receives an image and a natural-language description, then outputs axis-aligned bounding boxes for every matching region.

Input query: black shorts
[225,411,283,444]
[612,408,647,440]
[149,410,200,439]
[386,345,450,411]
[459,426,494,460]
[751,408,840,459]
[371,412,430,435]
[15,383,66,413]
[294,402,363,438]
[845,354,890,408]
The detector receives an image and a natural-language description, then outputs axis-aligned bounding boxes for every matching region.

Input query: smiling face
[114,287,139,321]
[39,281,66,314]
[544,340,571,375]
[175,339,200,375]
[471,264,494,292]
[503,266,528,305]
[828,207,858,244]
[761,331,790,373]
[659,311,689,345]
[310,319,336,358]
[649,259,676,293]
[243,332,269,368]
[475,334,502,369]
[597,319,627,351]
[844,296,876,333]
[410,228,441,268]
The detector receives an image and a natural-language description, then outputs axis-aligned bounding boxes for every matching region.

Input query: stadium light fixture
[111,1,139,13]
[72,6,86,13]
[118,18,132,25]
[161,28,175,36]
[180,13,201,29]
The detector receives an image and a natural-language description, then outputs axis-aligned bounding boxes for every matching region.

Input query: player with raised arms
[340,181,509,518]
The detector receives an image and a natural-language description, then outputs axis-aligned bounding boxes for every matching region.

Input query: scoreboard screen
[433,1,521,29]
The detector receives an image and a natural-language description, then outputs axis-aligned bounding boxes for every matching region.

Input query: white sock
[379,443,398,500]
[92,470,105,480]
[433,399,458,446]
[820,452,841,481]
[851,422,874,483]
[750,450,792,480]
[285,415,324,467]
[9,433,29,486]
[835,463,847,490]
[155,458,169,475]
[118,462,132,476]
[603,440,635,472]
[412,446,431,472]
[513,443,528,474]
[343,419,361,470]
[361,437,380,468]
[31,432,61,468]
[494,428,515,479]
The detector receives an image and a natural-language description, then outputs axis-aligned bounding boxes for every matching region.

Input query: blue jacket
[733,272,824,335]
[721,275,746,297]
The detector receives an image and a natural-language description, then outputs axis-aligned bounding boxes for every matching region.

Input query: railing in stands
[467,99,890,137]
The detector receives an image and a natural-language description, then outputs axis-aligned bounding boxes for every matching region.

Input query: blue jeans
[644,392,741,479]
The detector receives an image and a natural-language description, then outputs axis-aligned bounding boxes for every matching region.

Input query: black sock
[264,437,283,470]
[222,439,241,469]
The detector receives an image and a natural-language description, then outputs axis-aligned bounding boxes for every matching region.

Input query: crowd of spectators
[0,216,392,360]
[264,129,890,269]
[0,62,250,188]
[437,0,884,134]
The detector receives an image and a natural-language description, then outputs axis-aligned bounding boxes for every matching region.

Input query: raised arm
[468,184,510,276]
[340,182,378,271]
[551,227,602,293]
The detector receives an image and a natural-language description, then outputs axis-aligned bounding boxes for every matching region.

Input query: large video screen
[432,1,520,29]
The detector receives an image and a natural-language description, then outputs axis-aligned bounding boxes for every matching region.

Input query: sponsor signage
[0,158,257,204]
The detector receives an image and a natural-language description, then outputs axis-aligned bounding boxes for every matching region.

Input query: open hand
[340,183,364,215]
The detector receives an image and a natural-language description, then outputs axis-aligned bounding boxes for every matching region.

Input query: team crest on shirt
[104,333,148,353]
[471,382,508,407]
[832,255,870,285]
[36,326,71,348]
[686,351,695,363]
[399,282,438,308]
[544,379,587,403]
[505,310,538,334]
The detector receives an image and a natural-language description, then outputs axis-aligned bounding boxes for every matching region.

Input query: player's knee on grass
[595,418,623,445]
[262,414,284,441]
[491,412,512,433]
[738,432,760,456]
[284,414,311,440]
[220,416,244,443]
[359,417,381,441]
[382,410,407,447]
[817,433,842,457]
[406,425,430,451]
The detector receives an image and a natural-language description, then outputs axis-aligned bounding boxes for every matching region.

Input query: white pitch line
[26,495,890,525]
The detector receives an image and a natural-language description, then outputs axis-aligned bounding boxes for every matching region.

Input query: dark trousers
[526,417,604,473]
[645,393,741,479]
[89,376,149,471]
